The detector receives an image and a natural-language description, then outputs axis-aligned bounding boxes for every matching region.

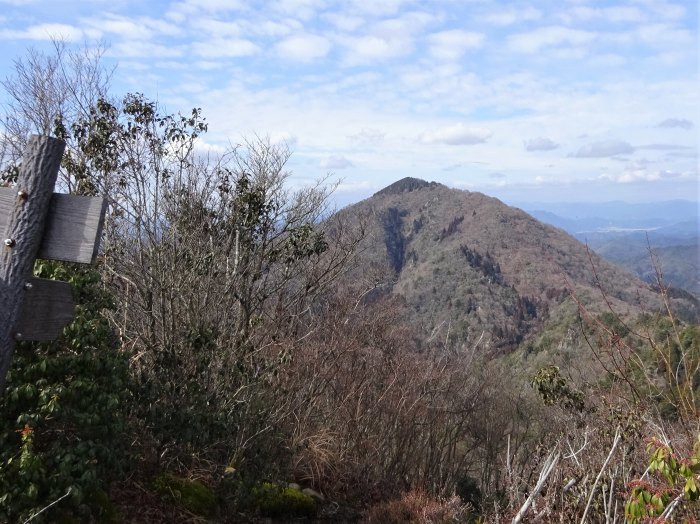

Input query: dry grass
[363,489,471,524]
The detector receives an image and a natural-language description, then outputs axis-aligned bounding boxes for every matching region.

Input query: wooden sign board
[16,277,74,341]
[0,189,107,264]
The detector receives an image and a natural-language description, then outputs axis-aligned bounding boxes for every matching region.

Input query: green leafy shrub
[0,262,131,522]
[151,474,217,516]
[250,482,316,518]
[531,365,585,413]
[625,435,700,522]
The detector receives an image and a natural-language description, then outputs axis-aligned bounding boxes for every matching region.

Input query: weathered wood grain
[0,189,106,264]
[0,135,65,390]
[15,277,74,341]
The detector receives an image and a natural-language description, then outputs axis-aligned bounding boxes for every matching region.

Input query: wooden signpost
[0,191,107,265]
[16,278,75,341]
[0,135,107,391]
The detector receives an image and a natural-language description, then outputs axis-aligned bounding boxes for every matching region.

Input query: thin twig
[659,492,684,520]
[580,426,621,524]
[512,448,560,524]
[23,487,72,523]
[565,429,589,466]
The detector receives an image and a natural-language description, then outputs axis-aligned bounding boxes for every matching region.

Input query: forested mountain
[338,178,699,352]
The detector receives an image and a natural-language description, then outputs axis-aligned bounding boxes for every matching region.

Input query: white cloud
[336,179,375,193]
[0,23,96,42]
[194,137,227,155]
[560,5,646,24]
[272,0,325,20]
[190,18,243,38]
[110,40,186,58]
[323,13,364,32]
[481,7,541,26]
[251,20,299,37]
[275,34,331,62]
[641,0,686,21]
[427,30,485,61]
[5,0,690,204]
[599,6,646,22]
[167,0,246,22]
[338,34,409,63]
[508,25,596,54]
[525,137,559,151]
[85,15,182,40]
[634,23,693,47]
[191,38,259,58]
[657,118,693,129]
[270,131,298,147]
[372,11,436,38]
[320,155,353,169]
[348,0,415,17]
[573,140,635,158]
[665,151,696,159]
[336,11,435,64]
[349,128,385,144]
[421,123,492,146]
[637,144,693,151]
[191,60,223,70]
[587,53,626,67]
[600,166,691,184]
[178,81,209,93]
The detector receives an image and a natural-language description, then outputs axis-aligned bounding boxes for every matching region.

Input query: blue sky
[0,0,698,205]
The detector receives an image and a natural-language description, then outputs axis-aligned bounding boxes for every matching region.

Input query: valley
[521,200,699,295]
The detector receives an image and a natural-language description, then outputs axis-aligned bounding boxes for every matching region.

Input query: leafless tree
[0,39,113,189]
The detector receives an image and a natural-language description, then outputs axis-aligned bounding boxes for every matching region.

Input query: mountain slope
[339,178,698,352]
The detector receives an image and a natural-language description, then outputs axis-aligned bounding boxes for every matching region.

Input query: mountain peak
[374,177,442,197]
[339,181,699,350]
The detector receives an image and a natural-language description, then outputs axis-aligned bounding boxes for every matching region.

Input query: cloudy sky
[0,0,697,205]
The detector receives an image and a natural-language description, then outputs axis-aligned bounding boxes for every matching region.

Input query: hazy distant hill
[580,234,699,295]
[521,202,699,295]
[520,200,699,228]
[339,179,699,353]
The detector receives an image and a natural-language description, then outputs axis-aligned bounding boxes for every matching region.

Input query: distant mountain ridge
[517,200,699,225]
[519,201,699,295]
[339,178,699,352]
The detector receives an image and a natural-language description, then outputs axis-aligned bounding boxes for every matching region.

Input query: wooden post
[0,135,65,390]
